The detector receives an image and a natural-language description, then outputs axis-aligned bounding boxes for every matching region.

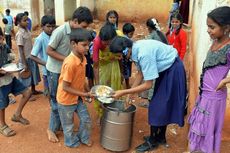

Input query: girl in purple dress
[188,6,230,153]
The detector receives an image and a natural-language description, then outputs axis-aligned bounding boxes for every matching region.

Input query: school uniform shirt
[31,31,50,76]
[4,15,14,28]
[57,53,87,105]
[46,22,71,74]
[15,26,33,60]
[131,39,178,81]
[167,28,187,60]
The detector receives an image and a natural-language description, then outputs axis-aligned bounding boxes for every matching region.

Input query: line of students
[0,5,229,153]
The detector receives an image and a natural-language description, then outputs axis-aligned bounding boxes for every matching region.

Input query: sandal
[32,90,43,95]
[135,140,158,152]
[143,135,169,147]
[0,125,16,137]
[11,114,30,125]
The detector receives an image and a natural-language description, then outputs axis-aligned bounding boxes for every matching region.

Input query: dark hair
[89,30,96,41]
[5,9,10,13]
[41,15,56,26]
[106,10,119,27]
[72,6,93,24]
[99,23,117,41]
[166,12,183,36]
[146,18,158,31]
[156,31,168,44]
[122,23,135,34]
[24,11,29,16]
[2,18,8,24]
[70,28,92,43]
[110,36,133,53]
[207,6,230,26]
[0,27,3,36]
[174,0,181,3]
[15,13,26,26]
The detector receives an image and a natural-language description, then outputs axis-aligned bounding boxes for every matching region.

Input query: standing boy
[57,28,93,148]
[30,15,56,96]
[0,9,14,49]
[0,29,31,137]
[122,23,135,89]
[2,18,12,49]
[46,6,93,143]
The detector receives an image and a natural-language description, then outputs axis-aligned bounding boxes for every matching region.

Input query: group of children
[0,5,229,153]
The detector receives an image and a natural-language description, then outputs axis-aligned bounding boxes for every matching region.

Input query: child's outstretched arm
[30,55,46,66]
[18,46,28,70]
[216,77,230,91]
[62,80,93,98]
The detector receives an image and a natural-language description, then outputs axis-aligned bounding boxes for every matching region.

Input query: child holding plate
[0,28,31,137]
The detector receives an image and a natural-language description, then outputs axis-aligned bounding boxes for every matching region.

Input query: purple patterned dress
[188,44,230,153]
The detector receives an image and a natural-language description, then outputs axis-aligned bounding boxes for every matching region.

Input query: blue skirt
[148,57,187,127]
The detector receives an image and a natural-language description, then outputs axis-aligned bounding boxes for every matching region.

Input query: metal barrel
[100,101,136,152]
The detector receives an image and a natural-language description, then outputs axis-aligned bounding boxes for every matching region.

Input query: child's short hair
[2,18,8,25]
[5,9,10,14]
[89,30,96,41]
[15,13,26,26]
[24,11,29,16]
[110,36,133,54]
[41,15,56,26]
[72,6,93,24]
[99,23,117,41]
[70,28,92,43]
[208,6,230,26]
[122,23,135,34]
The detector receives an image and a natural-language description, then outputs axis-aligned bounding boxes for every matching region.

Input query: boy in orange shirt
[56,28,94,148]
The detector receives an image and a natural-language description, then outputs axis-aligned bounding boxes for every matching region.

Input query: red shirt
[92,36,106,62]
[167,29,187,60]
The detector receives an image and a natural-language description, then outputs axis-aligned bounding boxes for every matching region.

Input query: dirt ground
[1,21,230,153]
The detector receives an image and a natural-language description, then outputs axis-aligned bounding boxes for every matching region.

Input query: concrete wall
[79,0,95,12]
[43,0,55,16]
[188,0,230,109]
[50,0,172,25]
[30,0,40,29]
[64,0,76,21]
[95,0,173,23]
[54,0,65,25]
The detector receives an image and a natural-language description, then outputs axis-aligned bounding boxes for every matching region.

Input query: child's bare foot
[47,129,59,143]
[96,117,101,125]
[84,139,93,147]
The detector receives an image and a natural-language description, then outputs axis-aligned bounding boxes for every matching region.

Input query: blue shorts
[0,77,27,109]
